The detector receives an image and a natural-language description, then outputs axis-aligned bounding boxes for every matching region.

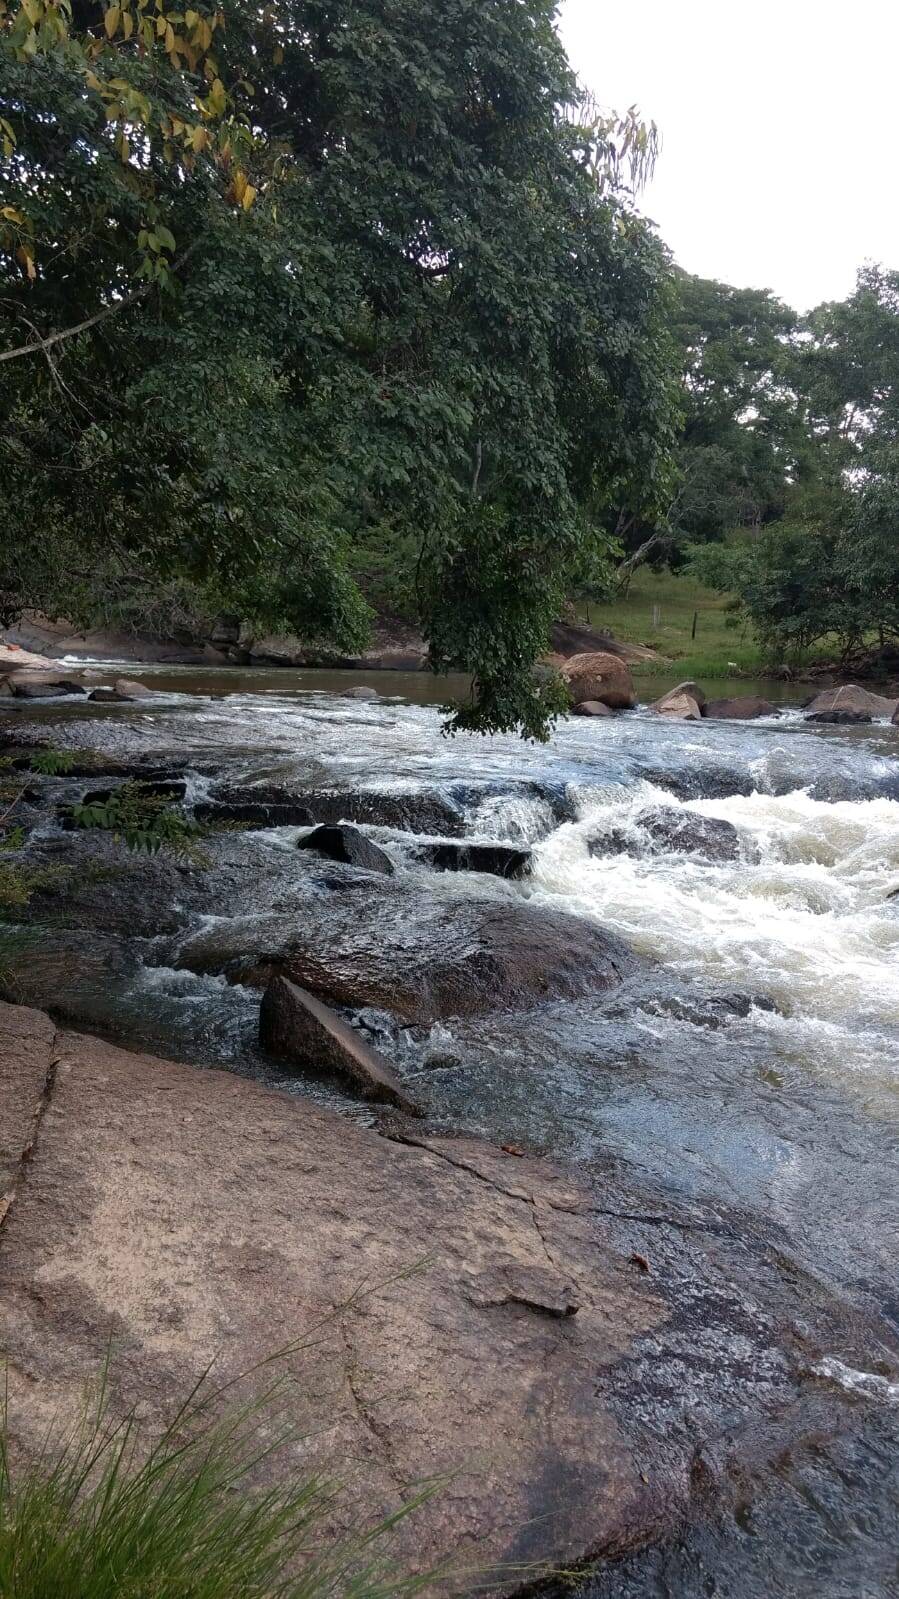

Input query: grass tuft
[0,1362,439,1599]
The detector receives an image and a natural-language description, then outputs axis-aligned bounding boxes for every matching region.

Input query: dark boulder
[197,785,315,828]
[81,779,188,804]
[704,697,777,720]
[259,976,418,1112]
[299,788,465,837]
[273,899,639,1023]
[8,673,86,699]
[296,823,394,875]
[806,709,872,725]
[589,808,743,863]
[414,842,531,879]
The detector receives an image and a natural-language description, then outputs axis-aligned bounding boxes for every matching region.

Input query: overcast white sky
[558,0,899,311]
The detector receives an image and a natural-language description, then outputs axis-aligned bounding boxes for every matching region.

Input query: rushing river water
[4,665,899,1595]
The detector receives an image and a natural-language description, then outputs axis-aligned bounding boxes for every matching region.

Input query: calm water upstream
[5,664,899,1595]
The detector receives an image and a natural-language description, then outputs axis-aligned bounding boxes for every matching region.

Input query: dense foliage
[1,0,679,734]
[693,266,899,664]
[610,271,805,591]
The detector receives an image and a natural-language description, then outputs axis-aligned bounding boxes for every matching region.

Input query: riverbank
[3,1000,897,1593]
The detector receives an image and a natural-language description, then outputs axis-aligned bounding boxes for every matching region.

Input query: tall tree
[1,0,679,734]
[613,271,802,591]
[695,266,899,665]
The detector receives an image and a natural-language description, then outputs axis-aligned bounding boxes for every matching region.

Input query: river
[3,665,899,1595]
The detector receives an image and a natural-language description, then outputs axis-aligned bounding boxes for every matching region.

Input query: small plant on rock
[70,782,206,862]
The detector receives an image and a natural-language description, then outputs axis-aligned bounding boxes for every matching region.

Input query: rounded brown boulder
[805,684,898,720]
[562,652,636,711]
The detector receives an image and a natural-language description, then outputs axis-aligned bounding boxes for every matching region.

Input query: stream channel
[3,664,899,1596]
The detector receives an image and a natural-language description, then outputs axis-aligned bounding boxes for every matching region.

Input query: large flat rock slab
[0,1004,56,1215]
[0,1003,895,1591]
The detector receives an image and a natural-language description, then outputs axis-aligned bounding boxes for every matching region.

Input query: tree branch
[0,243,200,366]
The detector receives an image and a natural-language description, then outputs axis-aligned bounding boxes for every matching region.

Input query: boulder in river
[704,696,777,720]
[299,788,465,837]
[269,898,638,1022]
[805,684,898,720]
[806,708,872,725]
[8,672,86,699]
[341,685,381,701]
[296,822,394,875]
[649,682,705,720]
[571,699,612,718]
[259,976,418,1111]
[589,807,743,863]
[561,651,636,711]
[196,784,316,828]
[413,841,531,879]
[112,677,154,699]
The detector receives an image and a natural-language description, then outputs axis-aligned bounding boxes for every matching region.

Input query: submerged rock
[8,672,86,699]
[571,699,612,718]
[413,841,531,879]
[197,784,315,828]
[589,808,743,863]
[806,709,872,725]
[296,823,394,875]
[299,787,465,837]
[704,696,777,720]
[259,976,417,1111]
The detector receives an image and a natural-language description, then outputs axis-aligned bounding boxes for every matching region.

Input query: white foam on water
[527,782,899,1090]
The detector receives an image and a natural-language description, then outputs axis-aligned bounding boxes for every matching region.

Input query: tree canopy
[1,0,679,734]
[694,266,899,666]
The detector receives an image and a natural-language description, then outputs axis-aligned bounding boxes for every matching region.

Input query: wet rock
[704,696,777,720]
[88,688,132,704]
[112,677,154,699]
[893,703,899,727]
[589,808,743,863]
[196,785,315,828]
[199,785,462,837]
[259,975,417,1111]
[296,823,394,875]
[572,699,612,718]
[413,841,531,879]
[562,651,636,710]
[804,685,898,720]
[806,709,872,725]
[79,778,188,804]
[299,788,465,837]
[8,673,86,699]
[341,686,381,701]
[1,1004,895,1589]
[649,682,705,720]
[271,898,638,1022]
